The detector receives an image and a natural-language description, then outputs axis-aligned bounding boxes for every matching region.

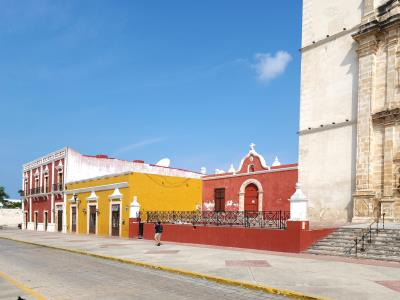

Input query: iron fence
[144,210,290,229]
[52,183,64,192]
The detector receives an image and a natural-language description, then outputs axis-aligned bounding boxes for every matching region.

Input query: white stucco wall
[299,125,357,221]
[302,0,363,47]
[65,148,201,184]
[299,0,362,222]
[0,209,23,226]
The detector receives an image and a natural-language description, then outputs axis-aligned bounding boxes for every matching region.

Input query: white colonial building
[299,0,400,223]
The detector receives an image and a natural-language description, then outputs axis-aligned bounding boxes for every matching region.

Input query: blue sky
[0,0,302,198]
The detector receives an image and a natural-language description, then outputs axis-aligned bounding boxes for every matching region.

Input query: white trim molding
[203,166,298,181]
[70,204,78,234]
[66,182,128,195]
[238,178,264,211]
[237,143,270,172]
[87,203,98,235]
[87,191,99,202]
[56,160,64,172]
[109,188,123,200]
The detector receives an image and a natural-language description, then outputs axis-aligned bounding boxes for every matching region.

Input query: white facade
[300,0,363,222]
[299,0,363,222]
[299,0,393,222]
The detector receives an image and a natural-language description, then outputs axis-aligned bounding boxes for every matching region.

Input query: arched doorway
[244,183,258,211]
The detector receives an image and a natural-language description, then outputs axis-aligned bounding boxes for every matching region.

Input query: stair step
[305,227,400,262]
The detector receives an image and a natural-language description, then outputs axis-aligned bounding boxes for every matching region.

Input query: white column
[62,194,67,233]
[40,165,43,192]
[51,161,55,224]
[29,198,32,222]
[289,183,308,221]
[130,196,140,218]
[29,170,32,222]
[21,172,24,213]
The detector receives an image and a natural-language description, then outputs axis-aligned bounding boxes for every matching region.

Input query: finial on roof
[215,169,225,174]
[228,164,235,173]
[272,156,281,167]
[200,167,207,175]
[250,143,256,151]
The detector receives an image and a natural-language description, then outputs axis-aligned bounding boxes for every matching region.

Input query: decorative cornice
[65,182,129,195]
[353,1,400,43]
[372,107,400,123]
[23,148,67,171]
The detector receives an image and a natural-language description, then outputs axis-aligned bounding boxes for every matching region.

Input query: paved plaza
[0,229,400,299]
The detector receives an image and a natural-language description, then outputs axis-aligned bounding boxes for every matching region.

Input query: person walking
[154,221,163,246]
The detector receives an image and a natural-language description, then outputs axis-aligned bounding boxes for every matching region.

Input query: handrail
[346,213,386,256]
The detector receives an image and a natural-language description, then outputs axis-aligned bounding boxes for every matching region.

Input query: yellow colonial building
[65,166,202,238]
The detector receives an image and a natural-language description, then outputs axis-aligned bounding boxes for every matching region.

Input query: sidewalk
[1,229,400,300]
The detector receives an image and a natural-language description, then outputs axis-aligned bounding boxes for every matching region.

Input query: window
[24,179,28,195]
[214,188,225,212]
[44,176,49,193]
[58,172,63,190]
[34,177,40,194]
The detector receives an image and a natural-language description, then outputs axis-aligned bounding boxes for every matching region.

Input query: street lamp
[73,194,78,207]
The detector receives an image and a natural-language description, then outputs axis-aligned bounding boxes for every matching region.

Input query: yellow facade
[65,172,202,238]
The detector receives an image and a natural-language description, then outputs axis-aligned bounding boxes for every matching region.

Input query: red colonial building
[202,144,298,212]
[22,149,66,232]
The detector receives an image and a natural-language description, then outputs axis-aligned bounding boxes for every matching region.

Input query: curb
[0,236,327,300]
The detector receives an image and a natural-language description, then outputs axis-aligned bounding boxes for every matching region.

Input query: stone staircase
[305,227,400,262]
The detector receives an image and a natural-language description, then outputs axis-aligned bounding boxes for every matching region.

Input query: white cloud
[114,137,167,155]
[253,51,292,82]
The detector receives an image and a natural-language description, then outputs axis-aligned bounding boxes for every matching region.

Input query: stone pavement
[1,229,400,300]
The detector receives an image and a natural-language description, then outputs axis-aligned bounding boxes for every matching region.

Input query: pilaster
[385,31,398,108]
[383,124,395,197]
[355,35,378,192]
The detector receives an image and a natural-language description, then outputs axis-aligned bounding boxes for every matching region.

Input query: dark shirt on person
[155,224,163,233]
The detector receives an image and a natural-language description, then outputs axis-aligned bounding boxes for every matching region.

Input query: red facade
[23,155,65,231]
[202,147,298,212]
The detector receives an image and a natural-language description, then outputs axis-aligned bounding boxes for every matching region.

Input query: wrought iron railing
[30,187,42,195]
[52,183,63,192]
[346,213,386,256]
[144,210,290,229]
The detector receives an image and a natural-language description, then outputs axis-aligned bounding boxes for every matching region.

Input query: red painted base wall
[138,222,335,253]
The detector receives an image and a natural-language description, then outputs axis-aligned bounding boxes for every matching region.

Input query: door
[89,206,96,234]
[44,212,48,231]
[25,212,28,229]
[111,204,120,237]
[34,212,38,230]
[214,188,225,212]
[244,183,258,212]
[71,207,77,233]
[57,209,63,232]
